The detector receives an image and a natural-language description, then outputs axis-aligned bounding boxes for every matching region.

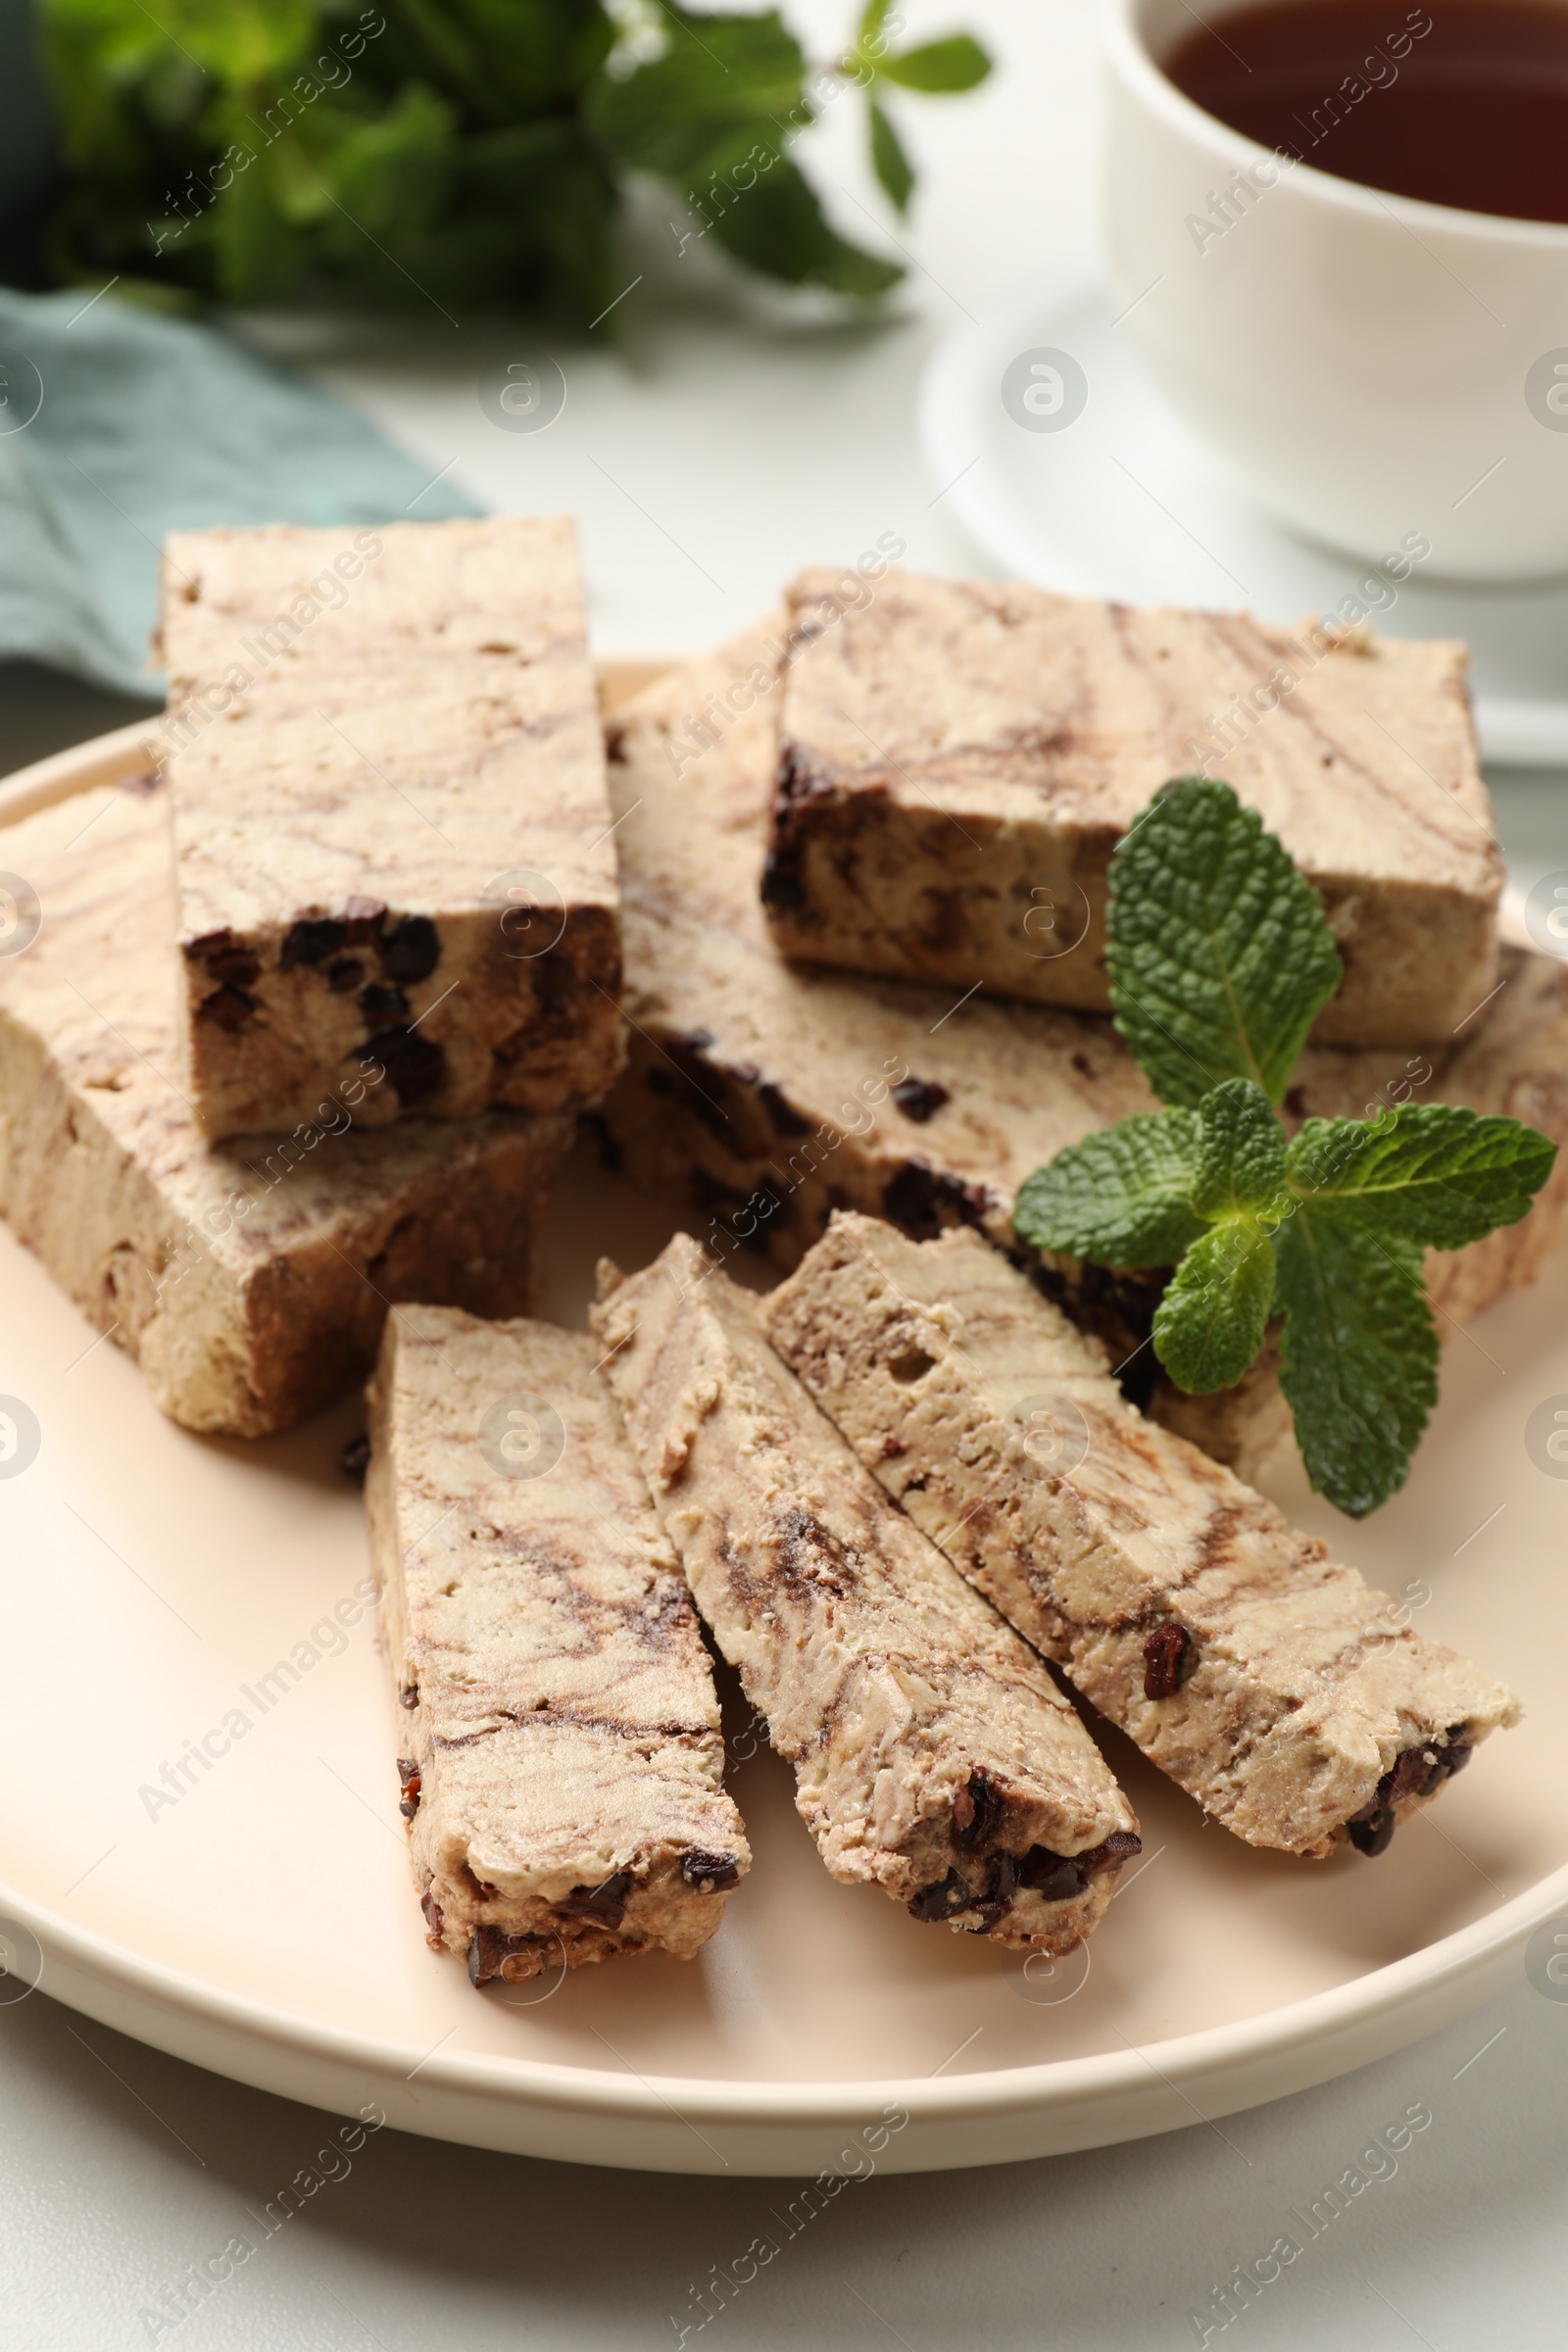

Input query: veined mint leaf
[1287,1104,1557,1249]
[1013,1109,1203,1268]
[1274,1211,1438,1516]
[1152,1221,1277,1394]
[1192,1077,1290,1221]
[1107,777,1343,1110]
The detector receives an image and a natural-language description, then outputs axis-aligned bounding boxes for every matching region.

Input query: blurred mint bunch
[33,0,991,319]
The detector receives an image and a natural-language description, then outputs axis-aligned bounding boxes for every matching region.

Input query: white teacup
[1102,0,1568,580]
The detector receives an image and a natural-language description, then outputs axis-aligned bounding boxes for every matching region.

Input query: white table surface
[4,5,1567,2344]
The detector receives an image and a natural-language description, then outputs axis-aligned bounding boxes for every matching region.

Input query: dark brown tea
[1165,0,1568,223]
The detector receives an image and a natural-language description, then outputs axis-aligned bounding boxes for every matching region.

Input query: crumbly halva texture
[765,1214,1520,1859]
[0,778,571,1436]
[163,517,624,1140]
[366,1307,748,1983]
[763,568,1502,1047]
[591,1236,1140,1952]
[597,628,1568,1477]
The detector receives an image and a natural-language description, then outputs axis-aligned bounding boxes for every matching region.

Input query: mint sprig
[1014,777,1554,1516]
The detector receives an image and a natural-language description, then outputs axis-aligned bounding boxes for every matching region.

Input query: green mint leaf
[1152,1221,1277,1395]
[1273,1212,1438,1516]
[1192,1077,1290,1221]
[1151,1082,1288,1393]
[588,11,900,296]
[868,98,913,210]
[153,0,313,84]
[1287,1104,1557,1250]
[1107,776,1344,1110]
[1013,1109,1204,1268]
[192,99,296,304]
[40,0,941,315]
[586,9,808,180]
[404,0,616,117]
[879,33,992,90]
[318,84,459,237]
[371,0,494,120]
[701,140,902,293]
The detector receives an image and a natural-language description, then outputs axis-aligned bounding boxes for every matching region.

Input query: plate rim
[5,1858,1567,2134]
[2,717,1562,2173]
[916,260,1568,770]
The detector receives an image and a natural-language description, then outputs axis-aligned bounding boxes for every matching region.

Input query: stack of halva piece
[0,530,1552,1989]
[0,516,619,1436]
[368,566,1542,1984]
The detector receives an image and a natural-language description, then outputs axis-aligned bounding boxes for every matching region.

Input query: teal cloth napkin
[0,287,481,697]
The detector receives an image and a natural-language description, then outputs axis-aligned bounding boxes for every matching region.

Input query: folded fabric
[0,286,480,697]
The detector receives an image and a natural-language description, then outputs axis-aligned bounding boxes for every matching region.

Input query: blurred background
[2,8,1566,2345]
[0,0,1070,755]
[3,0,1561,891]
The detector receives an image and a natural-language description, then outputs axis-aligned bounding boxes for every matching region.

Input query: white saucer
[919,265,1568,769]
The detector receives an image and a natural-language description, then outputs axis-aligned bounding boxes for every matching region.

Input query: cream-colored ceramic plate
[1,717,1564,2179]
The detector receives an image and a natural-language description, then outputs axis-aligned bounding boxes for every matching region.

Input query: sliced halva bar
[765,1213,1520,1859]
[163,516,624,1140]
[600,620,1165,1316]
[0,776,571,1437]
[598,628,1568,1474]
[762,568,1501,1047]
[591,1236,1141,1952]
[367,1306,748,1984]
